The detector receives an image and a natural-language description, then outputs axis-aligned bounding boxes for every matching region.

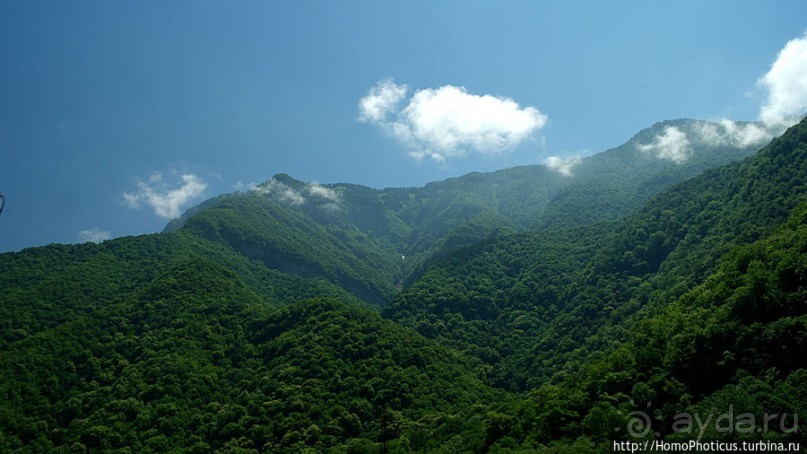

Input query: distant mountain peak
[266,173,305,188]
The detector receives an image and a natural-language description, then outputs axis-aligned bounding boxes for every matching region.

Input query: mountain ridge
[0,117,803,451]
[385,117,807,392]
[162,118,770,305]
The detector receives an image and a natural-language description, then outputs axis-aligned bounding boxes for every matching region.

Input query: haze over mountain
[1,116,805,451]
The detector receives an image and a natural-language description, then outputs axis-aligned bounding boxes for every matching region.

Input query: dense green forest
[0,118,804,451]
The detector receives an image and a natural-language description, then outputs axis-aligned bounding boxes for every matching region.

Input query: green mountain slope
[180,191,402,305]
[386,117,807,391]
[165,119,766,306]
[535,119,769,229]
[0,117,800,452]
[384,117,807,449]
[502,200,807,450]
[0,262,500,451]
[0,230,363,349]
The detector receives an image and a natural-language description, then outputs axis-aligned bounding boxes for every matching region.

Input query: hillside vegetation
[0,118,804,451]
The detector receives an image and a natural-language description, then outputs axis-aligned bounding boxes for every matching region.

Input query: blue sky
[1,1,806,252]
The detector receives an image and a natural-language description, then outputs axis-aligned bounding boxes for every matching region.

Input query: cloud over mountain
[638,126,692,163]
[77,227,111,243]
[694,120,772,148]
[638,120,775,165]
[307,183,339,202]
[545,156,582,176]
[359,79,548,163]
[759,31,807,130]
[252,178,341,209]
[123,172,207,219]
[632,32,807,164]
[253,179,305,206]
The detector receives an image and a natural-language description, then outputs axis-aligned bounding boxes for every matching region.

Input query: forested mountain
[165,119,764,302]
[388,117,807,449]
[386,118,807,390]
[0,118,804,451]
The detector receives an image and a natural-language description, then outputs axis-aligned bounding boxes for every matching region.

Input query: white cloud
[359,80,548,162]
[759,32,807,130]
[253,178,305,205]
[277,187,305,205]
[234,180,259,192]
[358,78,408,123]
[637,119,773,165]
[123,172,207,219]
[307,183,340,202]
[637,126,691,163]
[545,156,582,176]
[77,227,111,243]
[252,178,342,208]
[695,119,772,148]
